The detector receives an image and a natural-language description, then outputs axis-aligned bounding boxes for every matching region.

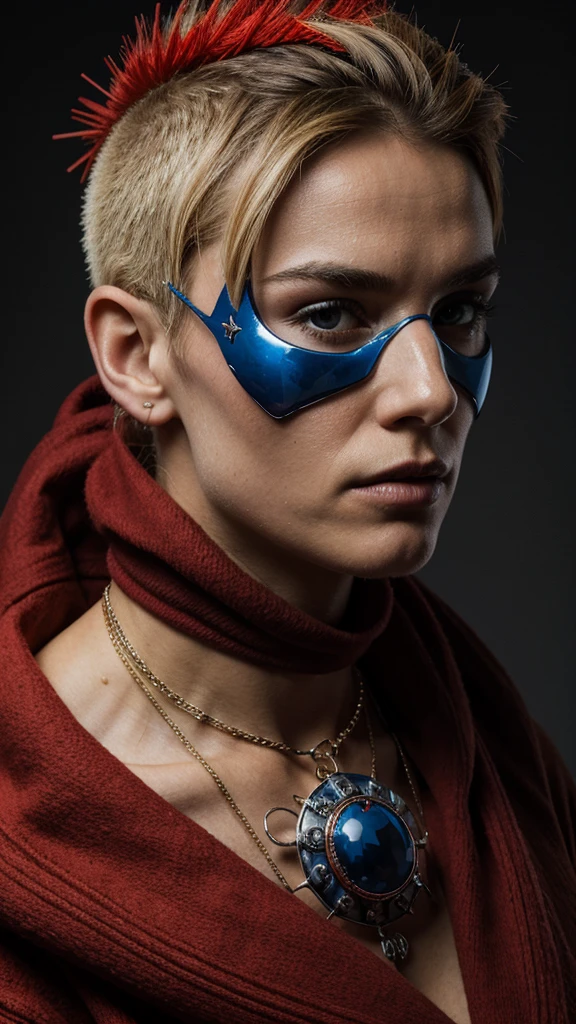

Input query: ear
[84,286,177,425]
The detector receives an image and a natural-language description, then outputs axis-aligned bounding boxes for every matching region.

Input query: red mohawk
[54,0,384,182]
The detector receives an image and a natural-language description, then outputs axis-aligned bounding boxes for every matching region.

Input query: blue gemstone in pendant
[329,798,415,896]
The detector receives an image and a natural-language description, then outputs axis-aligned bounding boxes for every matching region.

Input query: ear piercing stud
[143,401,154,408]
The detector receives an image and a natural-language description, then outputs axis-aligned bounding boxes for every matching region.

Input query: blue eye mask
[166,279,492,420]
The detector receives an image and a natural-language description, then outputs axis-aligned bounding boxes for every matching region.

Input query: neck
[155,435,355,626]
[107,581,359,750]
[86,427,393,679]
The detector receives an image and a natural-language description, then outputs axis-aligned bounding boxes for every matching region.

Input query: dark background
[2,3,574,774]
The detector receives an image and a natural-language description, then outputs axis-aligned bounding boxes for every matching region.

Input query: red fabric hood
[0,377,574,1024]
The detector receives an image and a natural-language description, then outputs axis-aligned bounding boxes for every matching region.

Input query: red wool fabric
[0,375,574,1024]
[86,425,395,675]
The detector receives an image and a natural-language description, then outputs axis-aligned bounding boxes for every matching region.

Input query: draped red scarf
[86,424,395,675]
[0,375,574,1024]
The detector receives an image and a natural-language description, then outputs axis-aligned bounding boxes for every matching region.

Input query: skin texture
[35,130,498,1023]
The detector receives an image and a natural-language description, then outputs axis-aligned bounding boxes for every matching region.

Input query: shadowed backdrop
[2,1,574,774]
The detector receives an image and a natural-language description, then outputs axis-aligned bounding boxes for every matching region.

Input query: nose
[370,316,459,426]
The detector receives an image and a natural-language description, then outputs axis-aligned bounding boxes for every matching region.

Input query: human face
[160,132,498,592]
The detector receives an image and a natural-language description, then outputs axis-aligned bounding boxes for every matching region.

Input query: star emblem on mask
[221,316,242,344]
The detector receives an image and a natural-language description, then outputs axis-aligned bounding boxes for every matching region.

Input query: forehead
[253,132,494,286]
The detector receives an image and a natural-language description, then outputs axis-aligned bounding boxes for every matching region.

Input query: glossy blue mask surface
[166,279,492,420]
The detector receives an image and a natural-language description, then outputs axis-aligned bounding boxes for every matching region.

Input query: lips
[353,458,449,487]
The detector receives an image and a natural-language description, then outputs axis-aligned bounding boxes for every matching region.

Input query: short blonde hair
[82,1,508,343]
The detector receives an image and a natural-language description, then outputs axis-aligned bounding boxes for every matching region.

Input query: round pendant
[295,772,427,928]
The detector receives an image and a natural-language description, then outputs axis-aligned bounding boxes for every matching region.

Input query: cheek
[174,351,332,516]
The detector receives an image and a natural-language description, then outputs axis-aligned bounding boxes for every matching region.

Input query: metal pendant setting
[298,771,427,927]
[265,771,430,962]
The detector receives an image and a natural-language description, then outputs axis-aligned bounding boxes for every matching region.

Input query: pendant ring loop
[263,806,299,847]
[312,749,339,780]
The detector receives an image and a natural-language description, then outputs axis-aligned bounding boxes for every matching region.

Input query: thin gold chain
[393,732,426,826]
[365,690,427,839]
[364,702,378,781]
[102,586,427,888]
[103,583,363,757]
[103,593,296,890]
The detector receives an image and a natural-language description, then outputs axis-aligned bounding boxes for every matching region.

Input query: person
[0,2,574,1022]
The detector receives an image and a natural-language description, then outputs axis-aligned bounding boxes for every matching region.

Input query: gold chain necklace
[101,584,429,939]
[102,585,379,889]
[103,582,365,778]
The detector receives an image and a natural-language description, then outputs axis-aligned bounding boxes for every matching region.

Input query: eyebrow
[261,254,500,292]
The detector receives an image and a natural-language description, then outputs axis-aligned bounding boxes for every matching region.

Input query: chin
[326,530,440,580]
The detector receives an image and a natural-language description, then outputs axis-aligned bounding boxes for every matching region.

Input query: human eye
[432,293,496,356]
[433,294,496,330]
[285,298,369,344]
